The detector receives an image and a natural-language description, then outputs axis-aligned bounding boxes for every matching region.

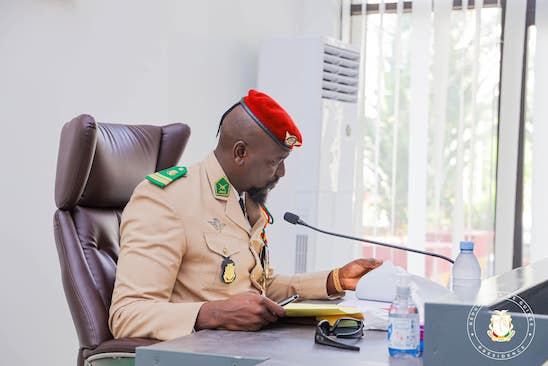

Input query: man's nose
[275,161,285,178]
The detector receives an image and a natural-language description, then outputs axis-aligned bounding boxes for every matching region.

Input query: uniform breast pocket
[202,232,252,290]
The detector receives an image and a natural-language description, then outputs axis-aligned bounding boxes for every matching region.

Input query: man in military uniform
[109,90,382,341]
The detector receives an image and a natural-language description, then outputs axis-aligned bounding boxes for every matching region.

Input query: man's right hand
[195,291,285,331]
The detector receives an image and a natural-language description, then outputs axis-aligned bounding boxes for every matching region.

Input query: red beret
[240,89,302,151]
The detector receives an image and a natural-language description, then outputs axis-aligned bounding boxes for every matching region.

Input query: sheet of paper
[339,297,391,330]
[354,261,451,325]
[355,261,450,302]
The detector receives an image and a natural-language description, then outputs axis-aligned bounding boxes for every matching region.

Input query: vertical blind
[529,0,548,263]
[351,0,502,283]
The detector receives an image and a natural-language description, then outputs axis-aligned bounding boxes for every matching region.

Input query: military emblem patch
[221,256,236,284]
[284,131,302,147]
[215,177,230,197]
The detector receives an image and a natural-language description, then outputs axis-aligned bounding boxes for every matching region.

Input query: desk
[136,259,548,365]
[136,323,422,366]
[425,258,548,366]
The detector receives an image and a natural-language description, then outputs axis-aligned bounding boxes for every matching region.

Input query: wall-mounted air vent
[322,43,360,103]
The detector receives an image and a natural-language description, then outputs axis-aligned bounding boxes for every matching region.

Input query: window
[522,0,548,266]
[350,1,502,283]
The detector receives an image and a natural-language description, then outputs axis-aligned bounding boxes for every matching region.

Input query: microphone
[283,212,454,264]
[283,211,302,225]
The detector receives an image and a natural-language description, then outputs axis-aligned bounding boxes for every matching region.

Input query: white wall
[0,1,340,365]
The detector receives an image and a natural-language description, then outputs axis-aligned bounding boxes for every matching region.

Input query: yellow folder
[283,303,363,324]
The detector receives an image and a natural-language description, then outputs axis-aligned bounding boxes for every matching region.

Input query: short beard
[247,178,278,205]
[247,187,269,205]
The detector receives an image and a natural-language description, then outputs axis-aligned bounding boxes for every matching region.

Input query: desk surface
[137,323,423,366]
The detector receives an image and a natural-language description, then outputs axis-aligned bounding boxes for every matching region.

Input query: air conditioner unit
[258,36,362,274]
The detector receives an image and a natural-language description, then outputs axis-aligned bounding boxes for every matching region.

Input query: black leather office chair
[53,114,191,366]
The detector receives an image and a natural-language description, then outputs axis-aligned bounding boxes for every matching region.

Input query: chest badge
[221,256,236,284]
[208,218,226,233]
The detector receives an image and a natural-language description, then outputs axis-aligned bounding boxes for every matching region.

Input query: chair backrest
[53,114,190,361]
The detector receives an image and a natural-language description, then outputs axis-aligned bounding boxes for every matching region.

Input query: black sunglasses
[315,318,364,351]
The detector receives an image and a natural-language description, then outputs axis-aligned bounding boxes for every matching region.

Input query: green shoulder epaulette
[146,166,187,188]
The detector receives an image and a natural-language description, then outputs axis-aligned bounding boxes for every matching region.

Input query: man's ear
[233,141,247,166]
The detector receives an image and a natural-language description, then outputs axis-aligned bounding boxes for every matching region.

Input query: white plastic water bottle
[387,273,420,357]
[452,241,481,298]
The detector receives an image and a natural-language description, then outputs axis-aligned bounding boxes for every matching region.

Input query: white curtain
[407,0,431,276]
[353,0,501,282]
[530,1,548,261]
[494,0,527,274]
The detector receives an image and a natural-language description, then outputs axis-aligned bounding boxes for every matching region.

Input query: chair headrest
[55,114,190,209]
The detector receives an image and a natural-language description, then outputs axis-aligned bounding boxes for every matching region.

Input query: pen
[277,294,300,306]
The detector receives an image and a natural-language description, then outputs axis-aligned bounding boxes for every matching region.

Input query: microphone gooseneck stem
[298,221,454,264]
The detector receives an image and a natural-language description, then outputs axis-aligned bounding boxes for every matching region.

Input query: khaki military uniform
[109,152,335,341]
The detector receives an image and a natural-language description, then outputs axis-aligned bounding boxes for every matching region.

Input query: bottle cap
[459,241,474,251]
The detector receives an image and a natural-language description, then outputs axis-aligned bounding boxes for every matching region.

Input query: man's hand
[195,291,285,331]
[328,258,383,294]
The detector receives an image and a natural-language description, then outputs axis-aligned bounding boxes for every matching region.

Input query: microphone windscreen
[283,212,300,225]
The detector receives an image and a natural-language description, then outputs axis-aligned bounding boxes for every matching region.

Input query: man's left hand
[339,258,382,291]
[338,258,383,291]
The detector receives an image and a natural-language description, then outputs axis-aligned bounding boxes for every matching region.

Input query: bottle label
[388,316,419,350]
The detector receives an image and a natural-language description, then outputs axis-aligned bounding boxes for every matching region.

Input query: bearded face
[247,178,278,205]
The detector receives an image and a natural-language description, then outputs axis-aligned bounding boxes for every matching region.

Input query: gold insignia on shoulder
[146,166,187,188]
[221,257,236,284]
[215,177,230,197]
[284,131,302,147]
